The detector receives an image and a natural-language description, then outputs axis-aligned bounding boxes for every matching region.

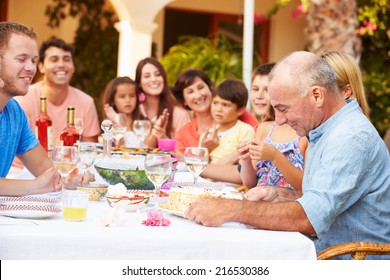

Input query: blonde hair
[321,50,370,118]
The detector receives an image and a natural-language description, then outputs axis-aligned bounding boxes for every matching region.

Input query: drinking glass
[77,143,97,173]
[111,113,127,147]
[184,147,209,185]
[133,120,152,148]
[74,118,84,136]
[144,153,172,208]
[52,146,78,189]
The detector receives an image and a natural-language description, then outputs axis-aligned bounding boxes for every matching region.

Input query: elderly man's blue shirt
[297,100,390,259]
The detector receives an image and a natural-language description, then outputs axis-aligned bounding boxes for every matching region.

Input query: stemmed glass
[144,153,172,208]
[133,120,152,148]
[77,143,97,173]
[74,118,84,136]
[52,146,78,189]
[111,113,127,147]
[184,147,209,185]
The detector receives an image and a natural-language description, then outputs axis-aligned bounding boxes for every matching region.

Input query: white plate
[159,204,185,218]
[0,192,62,206]
[166,181,225,190]
[0,204,62,219]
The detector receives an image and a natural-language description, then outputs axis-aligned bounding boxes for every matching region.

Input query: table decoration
[142,209,171,226]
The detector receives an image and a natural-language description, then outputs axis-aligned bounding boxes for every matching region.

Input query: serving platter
[0,204,62,219]
[159,204,185,218]
[165,181,225,190]
[105,147,169,155]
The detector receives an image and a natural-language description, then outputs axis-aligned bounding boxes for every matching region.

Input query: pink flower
[254,13,269,25]
[291,4,308,20]
[358,20,378,36]
[138,92,146,103]
[142,209,171,226]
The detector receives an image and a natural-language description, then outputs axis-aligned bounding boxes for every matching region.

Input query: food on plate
[162,187,243,212]
[111,147,163,154]
[77,182,109,201]
[107,183,128,195]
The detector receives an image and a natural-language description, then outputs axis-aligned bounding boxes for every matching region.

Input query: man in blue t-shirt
[185,51,390,259]
[0,22,93,196]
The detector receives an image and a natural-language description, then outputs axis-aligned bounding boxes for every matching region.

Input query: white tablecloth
[1,166,316,260]
[0,198,316,260]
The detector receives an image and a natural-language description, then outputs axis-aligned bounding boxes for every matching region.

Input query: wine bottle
[60,106,80,146]
[35,96,53,153]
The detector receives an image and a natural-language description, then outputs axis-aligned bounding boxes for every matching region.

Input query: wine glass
[184,147,209,185]
[52,146,78,189]
[144,154,172,208]
[111,113,127,147]
[133,120,152,148]
[77,143,97,173]
[74,118,84,136]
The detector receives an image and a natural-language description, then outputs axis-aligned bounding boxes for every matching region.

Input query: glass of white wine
[52,146,78,189]
[184,147,209,185]
[77,142,97,173]
[111,113,127,147]
[133,120,152,148]
[74,118,84,136]
[144,153,172,208]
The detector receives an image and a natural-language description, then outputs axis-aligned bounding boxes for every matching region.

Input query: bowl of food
[105,184,154,212]
[94,154,176,190]
[94,155,154,190]
[76,182,109,201]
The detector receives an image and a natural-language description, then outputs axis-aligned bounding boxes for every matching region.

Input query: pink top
[15,81,101,144]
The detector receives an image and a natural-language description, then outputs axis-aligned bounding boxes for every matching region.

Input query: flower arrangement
[142,209,171,227]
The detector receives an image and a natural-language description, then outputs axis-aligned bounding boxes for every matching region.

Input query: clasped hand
[34,167,96,194]
[238,139,278,162]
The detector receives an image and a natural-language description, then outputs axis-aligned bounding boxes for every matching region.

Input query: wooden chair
[317,241,390,260]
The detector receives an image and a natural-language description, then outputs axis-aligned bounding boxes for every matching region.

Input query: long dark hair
[135,57,176,137]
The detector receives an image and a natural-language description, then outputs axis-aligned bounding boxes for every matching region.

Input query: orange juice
[63,207,87,221]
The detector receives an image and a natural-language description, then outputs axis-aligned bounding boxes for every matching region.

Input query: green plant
[266,0,390,137]
[364,72,390,135]
[160,35,259,86]
[45,0,119,115]
[358,0,390,136]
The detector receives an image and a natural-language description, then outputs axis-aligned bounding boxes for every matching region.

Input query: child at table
[207,79,255,164]
[101,76,144,147]
[238,101,308,192]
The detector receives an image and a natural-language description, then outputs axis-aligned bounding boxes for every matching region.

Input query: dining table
[0,166,317,260]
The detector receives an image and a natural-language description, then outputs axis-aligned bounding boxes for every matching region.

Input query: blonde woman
[321,50,370,118]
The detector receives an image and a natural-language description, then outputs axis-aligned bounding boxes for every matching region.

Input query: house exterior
[4,0,306,77]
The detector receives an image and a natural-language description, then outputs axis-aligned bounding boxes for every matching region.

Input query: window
[164,8,270,63]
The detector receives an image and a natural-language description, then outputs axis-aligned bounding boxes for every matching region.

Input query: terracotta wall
[7,0,306,63]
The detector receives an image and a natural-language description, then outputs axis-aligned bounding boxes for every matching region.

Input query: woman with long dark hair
[135,57,190,147]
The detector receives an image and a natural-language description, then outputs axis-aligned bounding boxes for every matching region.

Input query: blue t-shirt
[0,99,39,177]
[297,100,390,259]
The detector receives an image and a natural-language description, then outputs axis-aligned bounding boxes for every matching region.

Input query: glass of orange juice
[63,190,89,222]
